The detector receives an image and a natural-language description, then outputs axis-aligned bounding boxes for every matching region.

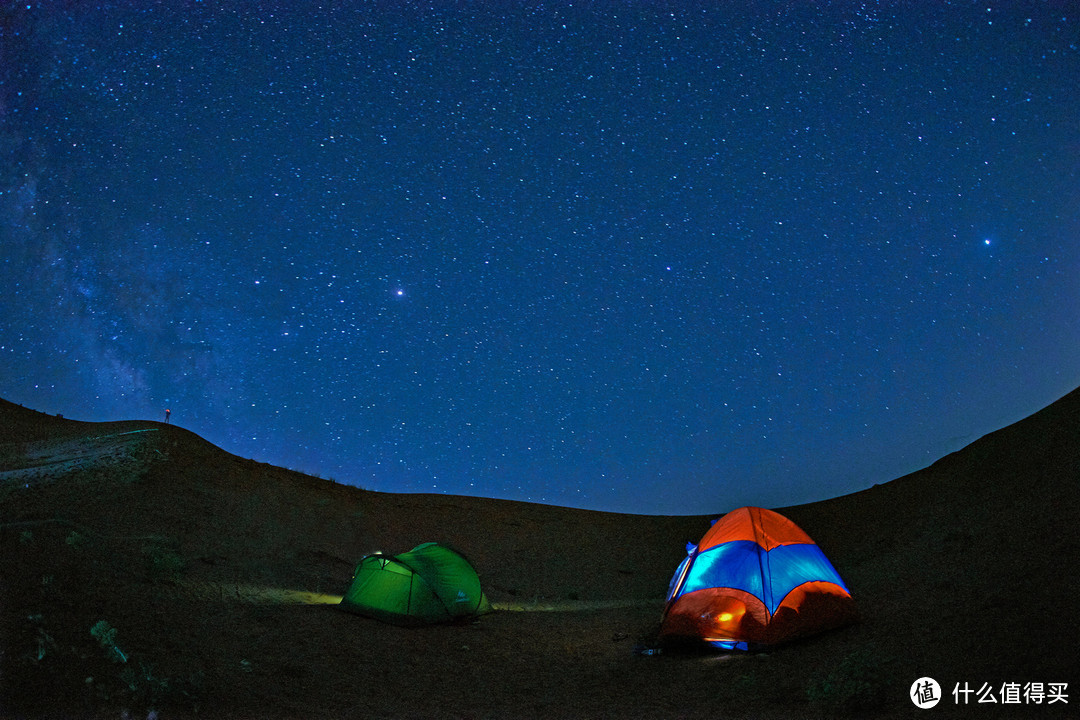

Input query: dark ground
[1,387,1078,718]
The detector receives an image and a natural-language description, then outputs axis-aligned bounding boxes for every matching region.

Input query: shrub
[88,620,191,710]
[141,540,186,582]
[24,614,55,663]
[90,620,128,664]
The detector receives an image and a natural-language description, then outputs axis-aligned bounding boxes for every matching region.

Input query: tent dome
[340,542,491,625]
[660,507,857,650]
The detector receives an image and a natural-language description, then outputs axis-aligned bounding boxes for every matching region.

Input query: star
[2,2,1075,515]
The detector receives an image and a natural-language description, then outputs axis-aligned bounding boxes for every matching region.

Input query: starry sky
[2,1,1078,514]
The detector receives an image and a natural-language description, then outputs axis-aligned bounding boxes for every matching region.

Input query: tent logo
[911,677,941,709]
[455,590,469,604]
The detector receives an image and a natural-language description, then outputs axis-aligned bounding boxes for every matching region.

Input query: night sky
[2,2,1078,514]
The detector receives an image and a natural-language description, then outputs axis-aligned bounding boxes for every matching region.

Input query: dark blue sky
[2,2,1078,514]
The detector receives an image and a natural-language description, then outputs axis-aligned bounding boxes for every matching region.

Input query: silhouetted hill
[2,389,1077,718]
[782,385,1080,691]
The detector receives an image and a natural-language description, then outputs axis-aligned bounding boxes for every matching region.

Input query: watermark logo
[911,677,942,709]
[953,681,1069,705]
[911,678,1069,709]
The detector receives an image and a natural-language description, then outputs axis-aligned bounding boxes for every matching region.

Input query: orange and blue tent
[660,506,857,651]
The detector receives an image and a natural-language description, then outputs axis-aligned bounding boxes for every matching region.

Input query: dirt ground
[1,390,1078,718]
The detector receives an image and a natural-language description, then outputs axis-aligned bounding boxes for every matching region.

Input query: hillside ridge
[2,389,1078,718]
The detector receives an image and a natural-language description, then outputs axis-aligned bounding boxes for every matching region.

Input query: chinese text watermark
[911,679,1068,709]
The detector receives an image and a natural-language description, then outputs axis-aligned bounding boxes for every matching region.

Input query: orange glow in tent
[661,507,857,651]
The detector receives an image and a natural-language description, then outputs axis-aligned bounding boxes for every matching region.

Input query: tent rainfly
[660,506,857,651]
[340,542,491,625]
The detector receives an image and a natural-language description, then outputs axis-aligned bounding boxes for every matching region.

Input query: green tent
[340,542,492,625]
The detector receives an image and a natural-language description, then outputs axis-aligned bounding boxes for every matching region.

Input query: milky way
[2,2,1078,513]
